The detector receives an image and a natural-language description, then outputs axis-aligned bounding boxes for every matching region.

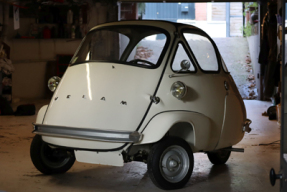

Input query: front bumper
[33,124,142,143]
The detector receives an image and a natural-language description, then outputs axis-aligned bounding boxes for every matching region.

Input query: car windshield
[70,25,169,68]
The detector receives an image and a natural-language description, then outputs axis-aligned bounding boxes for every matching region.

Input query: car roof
[89,20,203,33]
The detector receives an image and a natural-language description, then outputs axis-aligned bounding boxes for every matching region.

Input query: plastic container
[276,103,281,126]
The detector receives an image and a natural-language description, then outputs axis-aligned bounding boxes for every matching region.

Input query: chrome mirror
[180,60,191,71]
[169,60,191,78]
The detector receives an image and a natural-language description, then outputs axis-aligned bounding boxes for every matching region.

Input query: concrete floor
[0,100,281,192]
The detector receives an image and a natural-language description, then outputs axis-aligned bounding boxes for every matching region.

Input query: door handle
[224,81,229,91]
[150,96,160,104]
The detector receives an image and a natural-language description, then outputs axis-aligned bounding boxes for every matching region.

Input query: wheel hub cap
[169,159,178,168]
[160,145,190,183]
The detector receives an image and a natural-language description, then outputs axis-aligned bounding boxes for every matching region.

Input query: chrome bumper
[33,124,142,143]
[243,119,252,133]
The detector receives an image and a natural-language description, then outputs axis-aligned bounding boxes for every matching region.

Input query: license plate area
[74,150,124,166]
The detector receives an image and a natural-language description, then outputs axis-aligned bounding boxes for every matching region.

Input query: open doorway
[121,2,260,100]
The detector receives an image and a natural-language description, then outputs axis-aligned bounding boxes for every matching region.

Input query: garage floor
[0,100,280,192]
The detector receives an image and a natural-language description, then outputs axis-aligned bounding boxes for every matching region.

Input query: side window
[172,43,195,72]
[183,33,219,71]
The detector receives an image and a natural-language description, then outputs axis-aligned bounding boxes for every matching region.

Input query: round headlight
[170,81,187,100]
[48,76,61,92]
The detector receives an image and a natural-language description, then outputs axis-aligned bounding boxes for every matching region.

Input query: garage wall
[12,62,47,99]
[9,39,81,99]
[1,1,118,99]
[9,39,81,61]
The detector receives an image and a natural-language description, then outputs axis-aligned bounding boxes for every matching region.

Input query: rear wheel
[30,135,75,174]
[147,137,194,190]
[207,147,231,165]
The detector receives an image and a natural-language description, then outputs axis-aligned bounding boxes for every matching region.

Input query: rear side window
[183,33,219,72]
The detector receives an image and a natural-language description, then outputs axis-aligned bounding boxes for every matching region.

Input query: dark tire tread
[207,148,231,165]
[30,135,75,175]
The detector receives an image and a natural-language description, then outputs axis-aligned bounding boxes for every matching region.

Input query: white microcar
[30,20,251,190]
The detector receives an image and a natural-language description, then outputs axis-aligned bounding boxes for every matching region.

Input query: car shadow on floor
[45,162,233,191]
[47,163,153,191]
[185,164,232,191]
[208,164,230,179]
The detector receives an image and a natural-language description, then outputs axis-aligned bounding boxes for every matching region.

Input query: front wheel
[30,135,75,175]
[207,147,231,165]
[147,137,194,190]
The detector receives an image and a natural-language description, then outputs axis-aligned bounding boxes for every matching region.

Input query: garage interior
[0,0,285,191]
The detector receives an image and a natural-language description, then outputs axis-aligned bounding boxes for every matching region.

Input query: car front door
[145,28,228,151]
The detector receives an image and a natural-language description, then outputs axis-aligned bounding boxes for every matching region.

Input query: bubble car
[30,20,251,190]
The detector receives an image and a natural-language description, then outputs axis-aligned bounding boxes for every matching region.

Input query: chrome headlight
[48,76,61,92]
[170,81,187,100]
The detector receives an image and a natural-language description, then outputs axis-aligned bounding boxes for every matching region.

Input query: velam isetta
[30,20,251,190]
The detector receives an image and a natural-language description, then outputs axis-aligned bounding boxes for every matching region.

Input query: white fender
[36,105,48,124]
[138,111,217,152]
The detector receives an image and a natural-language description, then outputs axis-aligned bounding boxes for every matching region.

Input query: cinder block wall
[3,1,118,99]
[10,39,81,99]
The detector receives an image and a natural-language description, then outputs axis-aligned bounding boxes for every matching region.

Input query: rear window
[183,32,219,72]
[71,25,169,68]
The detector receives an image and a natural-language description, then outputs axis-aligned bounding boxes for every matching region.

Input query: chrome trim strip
[33,124,142,143]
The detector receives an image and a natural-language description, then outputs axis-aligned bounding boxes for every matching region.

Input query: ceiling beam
[119,0,258,2]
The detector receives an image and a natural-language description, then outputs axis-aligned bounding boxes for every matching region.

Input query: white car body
[31,20,251,189]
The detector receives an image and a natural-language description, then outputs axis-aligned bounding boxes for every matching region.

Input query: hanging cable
[259,140,280,146]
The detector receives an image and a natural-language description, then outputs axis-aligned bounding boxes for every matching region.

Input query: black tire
[207,148,231,165]
[147,137,194,190]
[30,135,75,175]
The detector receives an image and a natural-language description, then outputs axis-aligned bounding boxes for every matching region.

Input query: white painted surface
[42,135,126,150]
[247,34,261,99]
[43,62,162,131]
[139,111,213,152]
[207,3,212,22]
[35,105,48,124]
[137,28,245,150]
[39,21,246,153]
[75,150,124,166]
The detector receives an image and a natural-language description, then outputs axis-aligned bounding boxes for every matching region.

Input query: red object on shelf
[43,26,51,39]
